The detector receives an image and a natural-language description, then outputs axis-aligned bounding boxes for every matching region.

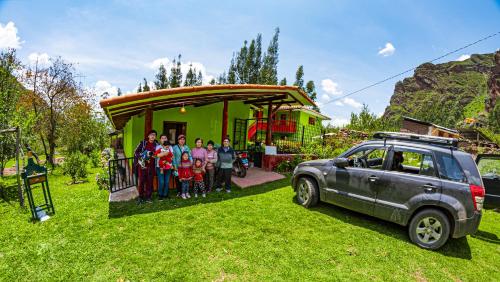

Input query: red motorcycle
[232,151,249,178]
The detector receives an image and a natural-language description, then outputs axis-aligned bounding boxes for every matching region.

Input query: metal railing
[108,157,136,193]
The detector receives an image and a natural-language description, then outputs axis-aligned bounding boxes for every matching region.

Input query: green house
[100,85,328,159]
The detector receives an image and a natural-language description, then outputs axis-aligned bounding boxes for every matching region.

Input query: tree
[279,77,287,86]
[23,57,82,168]
[259,27,280,85]
[137,82,142,92]
[101,91,110,100]
[117,88,122,96]
[154,64,169,89]
[196,70,203,86]
[294,65,304,90]
[305,80,319,112]
[169,54,183,88]
[142,78,150,92]
[0,49,22,176]
[184,64,197,86]
[209,78,216,85]
[227,55,237,84]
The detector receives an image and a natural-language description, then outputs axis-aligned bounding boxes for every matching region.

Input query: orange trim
[100,84,315,108]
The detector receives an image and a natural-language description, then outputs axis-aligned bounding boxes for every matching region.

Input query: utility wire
[321,31,500,107]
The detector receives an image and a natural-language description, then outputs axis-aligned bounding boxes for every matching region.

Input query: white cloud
[327,117,350,127]
[149,57,215,85]
[321,79,342,96]
[456,54,470,61]
[28,52,50,66]
[0,21,22,49]
[378,42,395,57]
[95,80,118,97]
[149,57,170,69]
[332,97,362,109]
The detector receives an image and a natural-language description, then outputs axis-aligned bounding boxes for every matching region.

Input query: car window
[389,150,436,177]
[477,157,500,179]
[435,153,467,183]
[345,147,386,170]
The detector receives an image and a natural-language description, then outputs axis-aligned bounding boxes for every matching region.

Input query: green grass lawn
[1,167,500,281]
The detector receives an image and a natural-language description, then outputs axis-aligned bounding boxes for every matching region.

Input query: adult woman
[172,134,192,197]
[191,138,208,166]
[133,130,158,203]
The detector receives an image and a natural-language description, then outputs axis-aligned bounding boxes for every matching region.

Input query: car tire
[408,209,450,250]
[296,177,319,208]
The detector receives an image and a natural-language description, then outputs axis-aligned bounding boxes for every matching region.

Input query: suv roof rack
[373,131,458,148]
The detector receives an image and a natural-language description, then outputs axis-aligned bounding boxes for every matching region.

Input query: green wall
[122,101,252,152]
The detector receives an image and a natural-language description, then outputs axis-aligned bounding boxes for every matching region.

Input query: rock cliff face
[383,51,500,128]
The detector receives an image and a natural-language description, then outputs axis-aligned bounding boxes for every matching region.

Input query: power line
[321,31,500,107]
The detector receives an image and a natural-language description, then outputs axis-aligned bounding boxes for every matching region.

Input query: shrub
[62,152,88,184]
[90,150,101,168]
[95,167,110,190]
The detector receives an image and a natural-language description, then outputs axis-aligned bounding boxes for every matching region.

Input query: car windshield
[477,157,500,179]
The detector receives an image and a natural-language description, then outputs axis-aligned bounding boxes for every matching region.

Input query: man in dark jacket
[133,130,158,203]
[215,137,235,193]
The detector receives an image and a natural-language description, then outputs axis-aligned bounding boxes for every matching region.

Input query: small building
[100,85,327,164]
[401,116,460,138]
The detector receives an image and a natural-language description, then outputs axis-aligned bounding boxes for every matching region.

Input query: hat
[178,134,186,140]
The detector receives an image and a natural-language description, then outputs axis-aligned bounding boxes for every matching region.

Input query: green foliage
[275,155,304,173]
[142,78,150,92]
[293,65,304,90]
[347,104,398,133]
[259,27,280,85]
[463,94,486,118]
[169,54,183,88]
[95,167,110,190]
[279,77,287,86]
[154,64,169,89]
[489,102,500,133]
[89,150,101,168]
[62,152,88,184]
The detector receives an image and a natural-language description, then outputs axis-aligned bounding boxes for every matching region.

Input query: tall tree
[294,65,304,90]
[137,82,142,93]
[154,64,169,89]
[169,54,183,88]
[305,80,319,112]
[236,40,249,83]
[279,77,287,86]
[23,57,82,168]
[117,87,122,96]
[227,55,237,84]
[196,70,203,86]
[142,78,150,92]
[209,78,216,85]
[259,27,280,85]
[184,64,197,86]
[0,49,22,177]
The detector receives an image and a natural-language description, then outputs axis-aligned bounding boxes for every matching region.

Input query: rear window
[435,152,467,183]
[454,153,483,186]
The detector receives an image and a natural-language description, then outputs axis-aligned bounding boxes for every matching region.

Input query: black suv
[292,132,485,250]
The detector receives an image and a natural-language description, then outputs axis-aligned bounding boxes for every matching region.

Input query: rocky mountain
[383,51,500,129]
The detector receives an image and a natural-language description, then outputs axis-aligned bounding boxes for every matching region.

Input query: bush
[90,150,101,168]
[62,152,88,184]
[275,155,305,173]
[95,167,110,190]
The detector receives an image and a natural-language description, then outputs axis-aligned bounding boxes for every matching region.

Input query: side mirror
[334,157,349,168]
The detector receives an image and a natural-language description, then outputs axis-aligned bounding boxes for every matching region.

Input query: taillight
[469,184,485,211]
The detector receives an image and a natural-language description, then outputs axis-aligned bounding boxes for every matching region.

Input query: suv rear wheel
[408,209,450,250]
[296,177,319,208]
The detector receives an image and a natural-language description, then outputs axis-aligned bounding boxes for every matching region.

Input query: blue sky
[1,0,499,126]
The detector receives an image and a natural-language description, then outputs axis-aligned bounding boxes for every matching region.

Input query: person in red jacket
[178,152,193,199]
[192,158,206,198]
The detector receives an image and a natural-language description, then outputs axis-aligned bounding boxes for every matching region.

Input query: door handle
[423,184,436,193]
[368,175,378,182]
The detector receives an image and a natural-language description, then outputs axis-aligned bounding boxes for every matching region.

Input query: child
[216,137,235,193]
[154,140,173,200]
[177,151,193,199]
[192,158,206,198]
[205,140,218,193]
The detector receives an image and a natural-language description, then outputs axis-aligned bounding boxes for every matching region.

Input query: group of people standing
[133,130,235,203]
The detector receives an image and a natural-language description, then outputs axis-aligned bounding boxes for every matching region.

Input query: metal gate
[233,118,248,151]
[108,157,136,193]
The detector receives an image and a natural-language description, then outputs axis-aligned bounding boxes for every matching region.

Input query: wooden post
[266,101,273,145]
[144,107,153,138]
[221,99,228,143]
[15,127,23,207]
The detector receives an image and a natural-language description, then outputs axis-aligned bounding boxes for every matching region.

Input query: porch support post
[144,106,153,138]
[221,99,228,142]
[266,100,273,145]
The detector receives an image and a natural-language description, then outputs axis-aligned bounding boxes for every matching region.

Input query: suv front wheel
[408,209,451,250]
[296,177,319,208]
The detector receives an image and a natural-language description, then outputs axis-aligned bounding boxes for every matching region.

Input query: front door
[325,145,388,215]
[374,146,442,224]
[163,121,187,144]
